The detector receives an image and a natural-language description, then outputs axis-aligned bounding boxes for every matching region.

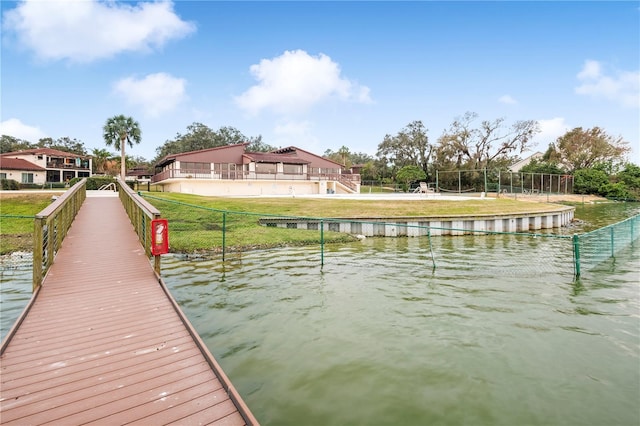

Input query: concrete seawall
[258,206,575,237]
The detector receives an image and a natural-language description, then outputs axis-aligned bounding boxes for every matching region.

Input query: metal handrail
[116,177,162,274]
[33,179,87,290]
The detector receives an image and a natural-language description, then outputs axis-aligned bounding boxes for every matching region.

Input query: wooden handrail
[116,177,162,274]
[33,179,87,290]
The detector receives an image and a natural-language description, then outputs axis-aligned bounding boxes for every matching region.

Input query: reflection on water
[1,202,638,425]
[162,236,639,426]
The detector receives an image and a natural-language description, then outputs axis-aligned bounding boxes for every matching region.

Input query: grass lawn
[141,192,565,217]
[0,194,53,254]
[140,192,567,252]
[0,191,568,254]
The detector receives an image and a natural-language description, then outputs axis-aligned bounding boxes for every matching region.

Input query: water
[162,234,639,426]
[1,202,638,425]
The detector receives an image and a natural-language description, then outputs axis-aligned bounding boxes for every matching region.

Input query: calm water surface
[1,202,638,425]
[162,234,638,426]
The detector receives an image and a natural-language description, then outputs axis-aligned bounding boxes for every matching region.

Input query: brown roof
[0,157,46,172]
[156,143,250,166]
[1,148,89,159]
[271,146,344,167]
[243,152,310,164]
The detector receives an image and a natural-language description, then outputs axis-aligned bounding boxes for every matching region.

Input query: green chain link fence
[1,198,638,281]
[573,214,640,277]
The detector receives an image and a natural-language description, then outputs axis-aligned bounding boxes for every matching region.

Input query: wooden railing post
[33,217,44,290]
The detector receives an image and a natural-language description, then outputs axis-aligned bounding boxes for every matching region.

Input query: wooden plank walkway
[0,194,258,425]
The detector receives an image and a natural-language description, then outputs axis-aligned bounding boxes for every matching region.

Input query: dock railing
[33,178,87,290]
[117,177,162,274]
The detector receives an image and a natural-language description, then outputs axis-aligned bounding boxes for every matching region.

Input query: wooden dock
[0,194,258,425]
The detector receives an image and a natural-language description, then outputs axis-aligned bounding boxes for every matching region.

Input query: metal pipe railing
[33,179,87,290]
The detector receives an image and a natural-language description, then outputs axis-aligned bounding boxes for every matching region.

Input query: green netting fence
[572,214,640,277]
[138,194,638,280]
[1,200,638,281]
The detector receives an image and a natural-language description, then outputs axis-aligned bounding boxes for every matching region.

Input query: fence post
[320,219,324,267]
[573,234,581,279]
[483,168,487,193]
[427,227,436,271]
[222,212,227,262]
[610,227,615,258]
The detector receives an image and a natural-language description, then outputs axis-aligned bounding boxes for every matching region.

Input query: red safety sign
[151,219,169,255]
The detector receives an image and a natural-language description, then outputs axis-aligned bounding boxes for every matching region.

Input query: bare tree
[436,112,539,170]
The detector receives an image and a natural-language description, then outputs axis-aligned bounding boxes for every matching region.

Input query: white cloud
[272,120,319,150]
[0,118,47,142]
[113,73,187,117]
[235,50,372,116]
[2,0,195,63]
[575,60,640,108]
[498,95,517,105]
[533,117,570,147]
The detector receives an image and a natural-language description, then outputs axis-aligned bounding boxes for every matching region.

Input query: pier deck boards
[0,195,256,425]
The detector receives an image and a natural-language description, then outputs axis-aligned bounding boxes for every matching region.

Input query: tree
[153,123,264,163]
[548,127,630,173]
[103,115,142,179]
[337,146,351,167]
[246,135,276,152]
[573,168,609,195]
[520,159,564,175]
[91,148,114,174]
[0,135,33,153]
[396,165,427,192]
[37,136,87,155]
[435,112,539,171]
[376,120,433,175]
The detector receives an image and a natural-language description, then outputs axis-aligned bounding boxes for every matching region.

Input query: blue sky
[2,1,639,164]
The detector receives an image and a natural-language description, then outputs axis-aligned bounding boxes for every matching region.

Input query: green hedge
[0,179,20,190]
[69,176,116,190]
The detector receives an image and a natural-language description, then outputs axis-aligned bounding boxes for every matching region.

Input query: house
[126,165,153,182]
[0,148,92,184]
[509,152,544,173]
[0,157,47,185]
[152,143,360,196]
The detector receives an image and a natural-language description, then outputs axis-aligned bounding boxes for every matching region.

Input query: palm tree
[91,148,113,174]
[102,115,142,179]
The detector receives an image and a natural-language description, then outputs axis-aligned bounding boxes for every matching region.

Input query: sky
[1,1,639,165]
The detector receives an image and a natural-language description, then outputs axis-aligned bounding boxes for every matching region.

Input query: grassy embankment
[142,192,565,253]
[0,191,567,254]
[0,194,53,254]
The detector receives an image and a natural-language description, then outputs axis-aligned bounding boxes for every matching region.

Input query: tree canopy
[153,122,271,164]
[376,120,433,174]
[1,135,88,155]
[548,127,630,173]
[396,165,426,191]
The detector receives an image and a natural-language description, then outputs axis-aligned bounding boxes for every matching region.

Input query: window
[0,173,6,180]
[21,173,34,184]
[256,163,276,173]
[180,162,209,171]
[283,164,302,174]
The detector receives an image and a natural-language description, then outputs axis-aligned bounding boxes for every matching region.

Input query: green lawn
[0,194,53,254]
[0,191,567,254]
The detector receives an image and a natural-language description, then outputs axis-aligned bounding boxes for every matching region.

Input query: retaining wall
[258,207,575,237]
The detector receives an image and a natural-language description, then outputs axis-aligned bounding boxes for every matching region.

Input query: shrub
[69,176,116,190]
[0,179,20,190]
[573,168,609,195]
